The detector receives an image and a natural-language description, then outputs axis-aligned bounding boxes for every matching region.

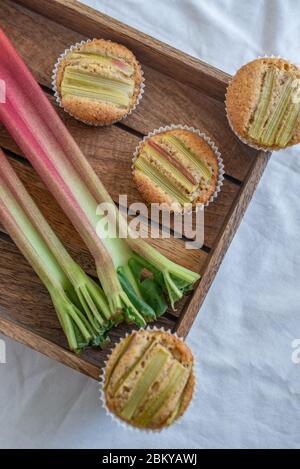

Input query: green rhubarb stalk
[163,135,212,180]
[61,67,133,107]
[0,152,112,327]
[134,156,192,206]
[0,30,150,327]
[62,86,130,107]
[144,143,197,194]
[120,347,170,420]
[0,150,111,351]
[135,360,187,426]
[69,139,200,310]
[0,28,200,320]
[106,336,157,396]
[275,100,300,146]
[63,67,134,94]
[260,76,293,145]
[248,68,276,140]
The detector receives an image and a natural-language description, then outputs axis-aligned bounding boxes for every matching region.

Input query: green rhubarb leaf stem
[0,164,85,351]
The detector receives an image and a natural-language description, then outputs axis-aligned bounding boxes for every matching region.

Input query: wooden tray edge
[0,316,100,379]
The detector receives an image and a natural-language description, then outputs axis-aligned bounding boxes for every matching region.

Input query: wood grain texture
[0,0,271,379]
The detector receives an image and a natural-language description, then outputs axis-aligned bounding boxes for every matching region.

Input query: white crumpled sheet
[1,0,300,449]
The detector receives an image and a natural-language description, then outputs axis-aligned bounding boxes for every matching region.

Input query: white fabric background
[1,0,300,449]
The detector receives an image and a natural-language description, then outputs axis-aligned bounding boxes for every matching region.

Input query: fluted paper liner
[132,124,224,214]
[52,38,145,126]
[99,326,197,433]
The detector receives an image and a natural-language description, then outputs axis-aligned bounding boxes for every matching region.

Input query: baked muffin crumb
[226,58,300,149]
[104,329,195,430]
[55,39,142,125]
[132,128,219,211]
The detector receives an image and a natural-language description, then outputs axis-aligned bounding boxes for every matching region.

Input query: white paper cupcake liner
[131,124,225,214]
[225,55,300,152]
[99,326,197,433]
[51,38,145,127]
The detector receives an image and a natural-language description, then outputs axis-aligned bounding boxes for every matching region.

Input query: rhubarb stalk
[0,29,200,318]
[0,150,112,351]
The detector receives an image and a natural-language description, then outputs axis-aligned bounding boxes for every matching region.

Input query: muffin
[54,39,143,125]
[226,57,300,150]
[103,329,195,430]
[132,128,220,212]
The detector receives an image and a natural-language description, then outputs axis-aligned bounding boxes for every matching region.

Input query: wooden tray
[0,0,270,379]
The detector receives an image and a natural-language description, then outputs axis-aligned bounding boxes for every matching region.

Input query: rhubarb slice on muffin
[226,58,300,150]
[103,329,195,430]
[55,39,143,125]
[132,129,219,212]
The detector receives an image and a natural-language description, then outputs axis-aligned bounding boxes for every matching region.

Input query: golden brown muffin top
[55,39,142,125]
[132,129,219,212]
[104,329,195,430]
[226,58,300,149]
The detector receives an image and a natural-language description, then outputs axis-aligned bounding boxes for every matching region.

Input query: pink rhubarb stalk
[0,28,199,315]
[0,28,145,322]
[0,149,112,351]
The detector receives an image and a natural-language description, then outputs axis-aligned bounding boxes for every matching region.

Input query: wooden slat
[0,0,257,181]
